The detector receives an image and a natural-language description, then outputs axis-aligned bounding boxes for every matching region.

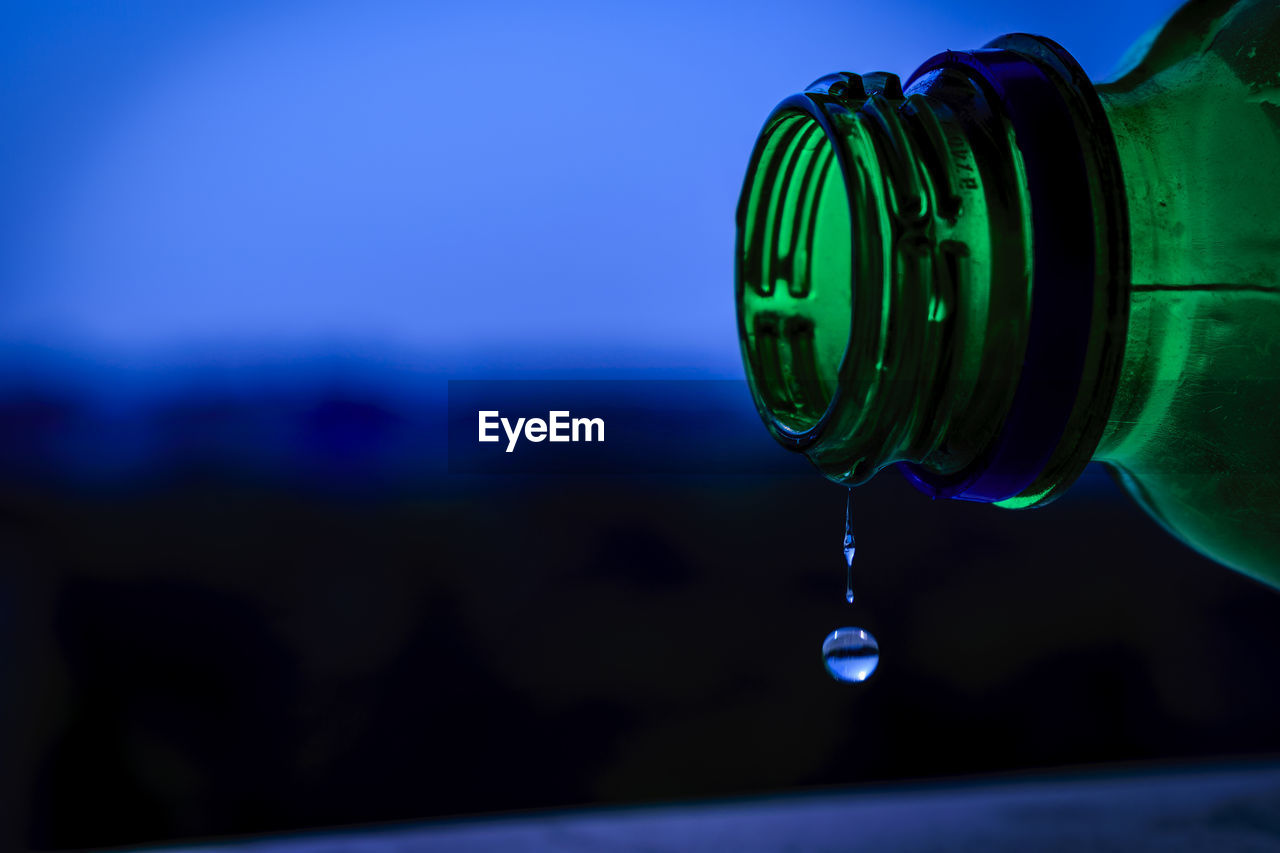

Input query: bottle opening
[737,110,852,436]
[736,43,1128,501]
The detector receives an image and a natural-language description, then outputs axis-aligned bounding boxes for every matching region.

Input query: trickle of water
[822,627,879,683]
[843,488,856,604]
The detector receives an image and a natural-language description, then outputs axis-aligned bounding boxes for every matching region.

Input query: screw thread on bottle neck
[736,38,1129,502]
[737,67,1034,485]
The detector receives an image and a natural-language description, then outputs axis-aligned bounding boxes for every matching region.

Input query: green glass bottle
[735,0,1280,585]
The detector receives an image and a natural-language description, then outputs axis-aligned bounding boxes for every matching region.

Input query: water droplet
[822,627,879,683]
[843,488,856,604]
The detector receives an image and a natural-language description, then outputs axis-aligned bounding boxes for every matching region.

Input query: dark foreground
[128,762,1280,853]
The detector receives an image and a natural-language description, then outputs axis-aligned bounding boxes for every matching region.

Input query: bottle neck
[735,36,1129,505]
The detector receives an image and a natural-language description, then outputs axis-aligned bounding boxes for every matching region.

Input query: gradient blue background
[2,0,1179,381]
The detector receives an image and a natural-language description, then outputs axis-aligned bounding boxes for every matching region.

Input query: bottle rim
[735,36,1126,503]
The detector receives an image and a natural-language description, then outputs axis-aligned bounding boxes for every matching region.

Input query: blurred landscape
[8,371,1280,847]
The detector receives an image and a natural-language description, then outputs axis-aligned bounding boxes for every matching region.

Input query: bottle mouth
[735,72,923,482]
[735,41,1130,501]
[735,104,854,438]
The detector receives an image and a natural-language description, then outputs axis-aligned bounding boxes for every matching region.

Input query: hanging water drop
[822,627,879,683]
[843,488,856,604]
[823,489,877,683]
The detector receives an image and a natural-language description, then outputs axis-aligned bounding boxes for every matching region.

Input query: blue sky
[0,0,1181,377]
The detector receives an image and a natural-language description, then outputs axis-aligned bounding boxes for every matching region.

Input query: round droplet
[822,627,879,683]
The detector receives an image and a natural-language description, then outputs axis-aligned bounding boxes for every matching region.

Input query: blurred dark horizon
[12,451,1280,849]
